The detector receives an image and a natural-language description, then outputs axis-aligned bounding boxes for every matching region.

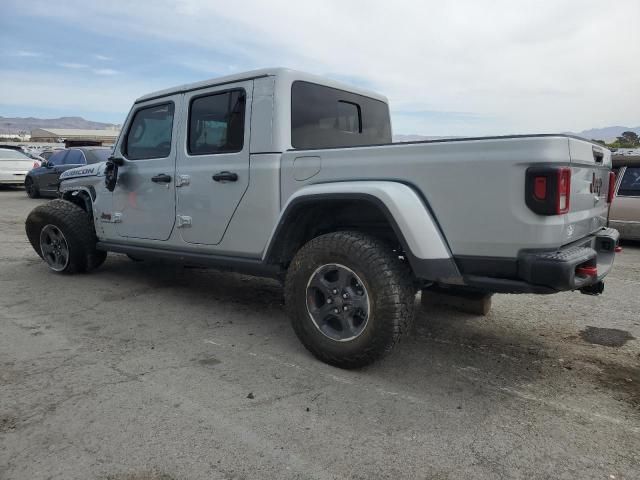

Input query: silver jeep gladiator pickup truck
[26,68,619,368]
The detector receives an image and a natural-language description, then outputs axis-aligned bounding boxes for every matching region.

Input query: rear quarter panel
[281,136,600,258]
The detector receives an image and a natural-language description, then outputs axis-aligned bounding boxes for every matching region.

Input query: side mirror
[43,161,52,168]
[108,156,125,166]
[104,157,121,192]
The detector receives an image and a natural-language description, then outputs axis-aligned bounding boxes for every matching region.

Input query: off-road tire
[25,177,40,198]
[25,199,107,273]
[284,231,416,369]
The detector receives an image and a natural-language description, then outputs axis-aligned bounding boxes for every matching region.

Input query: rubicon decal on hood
[59,166,99,180]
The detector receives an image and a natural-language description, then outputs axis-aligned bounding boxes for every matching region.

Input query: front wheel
[284,231,416,369]
[25,199,107,273]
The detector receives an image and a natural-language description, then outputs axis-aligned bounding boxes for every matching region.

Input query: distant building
[0,133,30,141]
[30,128,120,146]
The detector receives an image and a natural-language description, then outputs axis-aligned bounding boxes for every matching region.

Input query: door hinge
[176,215,192,228]
[175,174,190,187]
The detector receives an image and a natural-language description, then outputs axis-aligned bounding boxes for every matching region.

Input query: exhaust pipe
[579,281,604,296]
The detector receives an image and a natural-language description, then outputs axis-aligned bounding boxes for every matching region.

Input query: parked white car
[0,148,36,186]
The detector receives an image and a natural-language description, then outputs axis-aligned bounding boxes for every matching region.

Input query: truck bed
[280,134,612,260]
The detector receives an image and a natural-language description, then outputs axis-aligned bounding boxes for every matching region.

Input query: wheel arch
[263,181,461,283]
[60,186,96,219]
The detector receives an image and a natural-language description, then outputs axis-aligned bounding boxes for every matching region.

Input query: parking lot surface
[1,188,639,480]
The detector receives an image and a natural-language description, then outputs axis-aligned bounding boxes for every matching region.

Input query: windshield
[0,149,30,160]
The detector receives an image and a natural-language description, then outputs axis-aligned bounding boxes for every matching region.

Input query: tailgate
[566,138,611,242]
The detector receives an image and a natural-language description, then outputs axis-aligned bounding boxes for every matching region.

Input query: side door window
[124,103,175,160]
[47,151,67,166]
[188,90,245,155]
[63,149,85,165]
[618,167,640,197]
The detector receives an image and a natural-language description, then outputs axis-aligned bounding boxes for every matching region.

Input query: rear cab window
[124,103,175,160]
[291,81,391,149]
[618,167,640,197]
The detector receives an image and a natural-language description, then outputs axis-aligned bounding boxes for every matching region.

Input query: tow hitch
[579,281,605,296]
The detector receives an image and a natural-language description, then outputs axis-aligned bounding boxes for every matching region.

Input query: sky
[0,0,638,136]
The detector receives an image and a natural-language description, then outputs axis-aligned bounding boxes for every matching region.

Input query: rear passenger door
[176,81,252,245]
[113,97,180,241]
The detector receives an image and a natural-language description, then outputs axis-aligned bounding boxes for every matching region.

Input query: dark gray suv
[24,147,112,198]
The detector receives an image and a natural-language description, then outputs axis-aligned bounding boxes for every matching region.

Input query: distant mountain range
[393,126,640,144]
[1,116,637,143]
[564,126,640,143]
[0,116,120,134]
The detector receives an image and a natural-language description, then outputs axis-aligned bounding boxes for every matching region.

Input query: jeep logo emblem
[589,172,603,196]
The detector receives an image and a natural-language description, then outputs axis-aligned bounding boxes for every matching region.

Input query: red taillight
[33,161,40,169]
[526,166,572,216]
[533,177,547,200]
[576,265,598,277]
[607,171,616,203]
[556,167,571,214]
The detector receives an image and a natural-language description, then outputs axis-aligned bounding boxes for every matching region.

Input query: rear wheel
[26,199,107,273]
[284,231,416,368]
[25,177,39,198]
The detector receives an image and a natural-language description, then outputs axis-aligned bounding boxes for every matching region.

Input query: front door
[113,96,181,241]
[176,81,252,245]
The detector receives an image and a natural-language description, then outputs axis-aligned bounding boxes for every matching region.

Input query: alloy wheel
[39,224,70,272]
[305,263,370,341]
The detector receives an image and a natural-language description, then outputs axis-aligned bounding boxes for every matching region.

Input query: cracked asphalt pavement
[1,188,639,480]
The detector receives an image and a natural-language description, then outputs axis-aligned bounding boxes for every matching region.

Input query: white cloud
[56,63,118,75]
[92,68,119,76]
[58,62,88,69]
[4,0,639,134]
[94,54,112,61]
[13,50,43,57]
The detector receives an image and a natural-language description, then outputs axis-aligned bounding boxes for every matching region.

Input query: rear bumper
[461,228,619,294]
